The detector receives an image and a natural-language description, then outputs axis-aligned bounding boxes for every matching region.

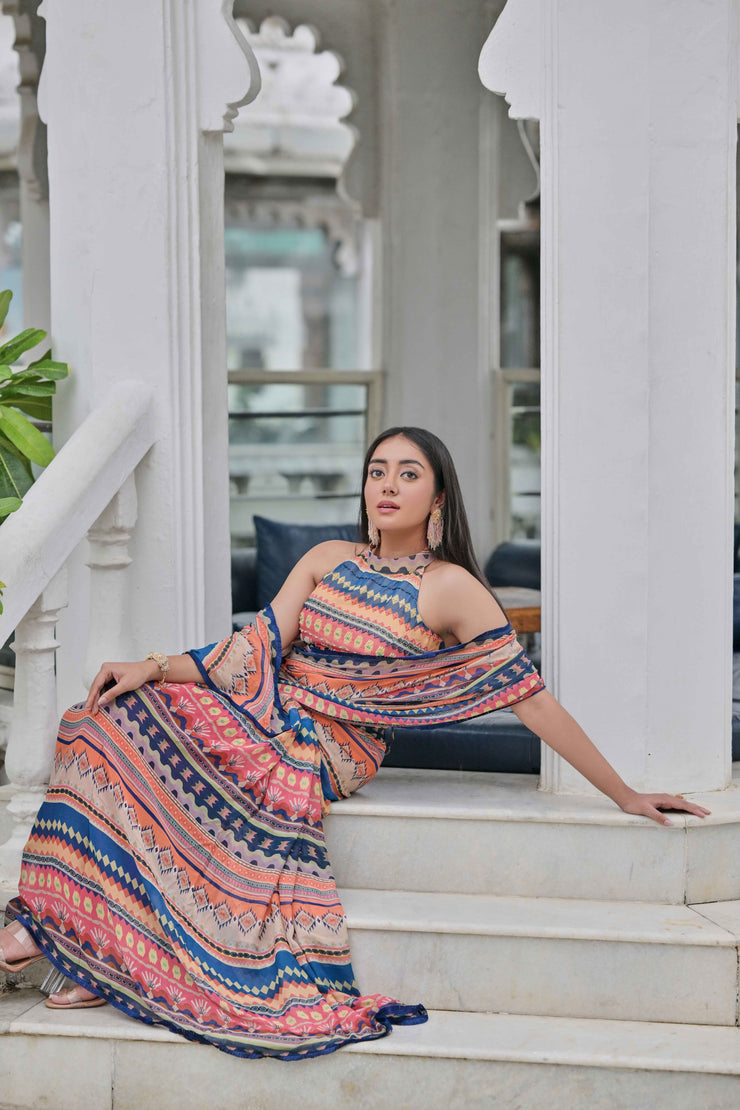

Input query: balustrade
[0,476,141,893]
[83,475,138,689]
[0,383,155,896]
[0,569,67,890]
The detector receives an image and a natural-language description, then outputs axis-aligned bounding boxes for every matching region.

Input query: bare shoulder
[423,559,488,597]
[304,539,364,583]
[421,559,507,642]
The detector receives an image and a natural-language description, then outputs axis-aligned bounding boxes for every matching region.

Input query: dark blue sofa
[233,524,740,772]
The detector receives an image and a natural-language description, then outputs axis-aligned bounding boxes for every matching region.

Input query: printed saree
[8,605,543,1060]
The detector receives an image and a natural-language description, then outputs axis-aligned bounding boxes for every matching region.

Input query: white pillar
[37,0,260,706]
[379,1,494,552]
[480,0,736,794]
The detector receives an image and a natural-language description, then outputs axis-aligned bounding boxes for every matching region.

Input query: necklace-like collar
[360,548,434,575]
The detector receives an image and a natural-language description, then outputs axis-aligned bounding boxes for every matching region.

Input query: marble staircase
[3,767,740,1109]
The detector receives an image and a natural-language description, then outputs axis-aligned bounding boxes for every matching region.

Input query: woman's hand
[617,789,711,827]
[85,660,159,714]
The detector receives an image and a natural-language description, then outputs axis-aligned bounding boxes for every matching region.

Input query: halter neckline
[360,548,434,575]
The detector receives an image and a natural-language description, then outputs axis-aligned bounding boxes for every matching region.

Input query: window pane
[225,222,360,371]
[500,228,540,370]
[229,382,366,545]
[0,173,22,338]
[509,380,541,540]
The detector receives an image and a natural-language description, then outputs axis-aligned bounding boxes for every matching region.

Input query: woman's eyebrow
[368,457,425,468]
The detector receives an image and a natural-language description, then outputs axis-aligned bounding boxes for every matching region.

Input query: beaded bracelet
[145,652,170,682]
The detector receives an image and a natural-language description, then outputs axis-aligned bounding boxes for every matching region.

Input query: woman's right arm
[88,540,354,714]
[88,654,201,713]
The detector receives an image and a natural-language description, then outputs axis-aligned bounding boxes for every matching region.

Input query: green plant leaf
[0,327,47,365]
[24,358,68,380]
[0,371,44,388]
[0,405,54,466]
[0,428,33,476]
[0,495,21,517]
[0,441,33,499]
[0,365,13,382]
[1,381,55,397]
[0,290,12,332]
[2,395,52,421]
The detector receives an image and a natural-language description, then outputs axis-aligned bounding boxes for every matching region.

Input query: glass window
[228,379,369,544]
[225,204,376,548]
[509,379,541,539]
[497,221,541,541]
[225,221,360,372]
[500,227,540,370]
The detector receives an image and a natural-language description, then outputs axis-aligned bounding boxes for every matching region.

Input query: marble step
[341,888,740,1025]
[324,766,740,904]
[3,990,740,1110]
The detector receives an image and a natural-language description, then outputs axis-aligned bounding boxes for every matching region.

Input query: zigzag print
[10,548,542,1060]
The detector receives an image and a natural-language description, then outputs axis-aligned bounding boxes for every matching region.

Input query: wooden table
[495,586,541,634]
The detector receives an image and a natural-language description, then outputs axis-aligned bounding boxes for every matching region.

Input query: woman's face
[364,435,443,541]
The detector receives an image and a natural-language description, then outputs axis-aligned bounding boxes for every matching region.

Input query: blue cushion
[254,516,359,610]
[385,711,541,774]
[485,541,541,590]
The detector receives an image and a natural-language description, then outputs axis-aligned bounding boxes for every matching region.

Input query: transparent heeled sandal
[2,916,105,1007]
[39,967,68,996]
[0,919,46,974]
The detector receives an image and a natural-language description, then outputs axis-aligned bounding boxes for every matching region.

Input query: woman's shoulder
[303,539,365,581]
[424,558,485,593]
[421,559,506,641]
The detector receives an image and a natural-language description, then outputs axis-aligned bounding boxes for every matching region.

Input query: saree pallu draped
[8,607,543,1060]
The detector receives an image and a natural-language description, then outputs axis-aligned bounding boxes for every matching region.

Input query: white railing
[0,382,156,890]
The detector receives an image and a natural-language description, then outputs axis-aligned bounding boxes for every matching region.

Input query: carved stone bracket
[36,0,261,136]
[478,0,545,122]
[195,0,261,133]
[1,0,47,200]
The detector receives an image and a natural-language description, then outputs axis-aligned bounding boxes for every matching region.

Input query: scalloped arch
[233,14,358,185]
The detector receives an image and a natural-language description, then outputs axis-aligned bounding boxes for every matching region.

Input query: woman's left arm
[422,564,710,827]
[512,690,710,825]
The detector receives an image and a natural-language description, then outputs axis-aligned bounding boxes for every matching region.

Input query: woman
[0,426,708,1059]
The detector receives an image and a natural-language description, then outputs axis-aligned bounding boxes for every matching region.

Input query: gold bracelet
[145,652,170,683]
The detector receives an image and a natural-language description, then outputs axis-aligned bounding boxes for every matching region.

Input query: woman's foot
[45,984,106,1010]
[0,921,44,972]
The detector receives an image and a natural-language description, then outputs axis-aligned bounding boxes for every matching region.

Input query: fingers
[98,681,126,710]
[86,668,112,713]
[653,794,711,818]
[625,792,711,827]
[645,804,673,827]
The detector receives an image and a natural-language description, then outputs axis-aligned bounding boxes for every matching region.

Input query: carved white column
[37,1,260,708]
[82,475,137,688]
[480,0,736,794]
[0,568,66,891]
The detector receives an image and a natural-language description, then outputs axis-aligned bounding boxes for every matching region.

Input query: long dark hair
[358,426,491,591]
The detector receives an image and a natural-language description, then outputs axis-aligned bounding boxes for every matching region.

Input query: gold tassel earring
[368,518,380,547]
[427,506,444,550]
